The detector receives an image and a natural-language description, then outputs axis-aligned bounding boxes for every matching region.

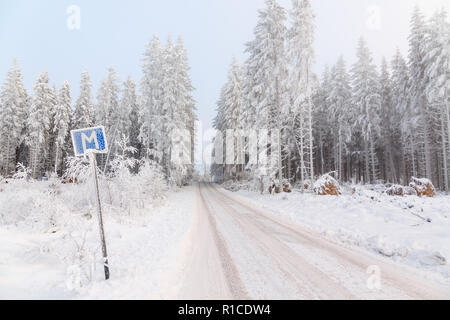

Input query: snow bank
[384,184,417,196]
[0,173,195,299]
[222,178,291,194]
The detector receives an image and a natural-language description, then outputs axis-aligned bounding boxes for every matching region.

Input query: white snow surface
[227,183,450,283]
[0,178,195,299]
[2,178,450,299]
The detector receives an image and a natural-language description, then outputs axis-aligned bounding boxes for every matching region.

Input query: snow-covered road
[175,183,450,300]
[2,181,449,299]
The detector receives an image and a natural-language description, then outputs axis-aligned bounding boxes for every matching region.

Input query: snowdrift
[385,184,417,197]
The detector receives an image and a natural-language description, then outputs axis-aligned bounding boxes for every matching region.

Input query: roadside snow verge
[0,179,195,299]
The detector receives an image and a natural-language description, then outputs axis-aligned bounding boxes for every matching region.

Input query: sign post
[71,126,110,280]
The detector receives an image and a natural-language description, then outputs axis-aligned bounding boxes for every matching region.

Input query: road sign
[71,126,108,157]
[71,125,110,280]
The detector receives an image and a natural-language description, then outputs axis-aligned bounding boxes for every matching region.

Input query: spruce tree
[0,60,29,176]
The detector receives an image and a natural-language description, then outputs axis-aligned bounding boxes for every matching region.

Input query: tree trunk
[4,134,11,177]
[55,143,60,176]
[446,91,450,187]
[420,96,433,180]
[410,135,417,178]
[370,136,377,183]
[308,98,314,185]
[364,140,370,183]
[441,106,449,191]
[319,132,324,175]
[399,140,407,185]
[338,126,343,181]
[297,125,305,193]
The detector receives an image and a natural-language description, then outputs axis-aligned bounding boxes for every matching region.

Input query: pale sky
[1,0,449,130]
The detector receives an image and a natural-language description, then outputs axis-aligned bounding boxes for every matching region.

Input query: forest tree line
[0,35,197,186]
[212,0,450,191]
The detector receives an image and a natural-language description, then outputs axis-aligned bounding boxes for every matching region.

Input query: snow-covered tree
[313,66,332,176]
[241,63,258,130]
[96,67,120,135]
[53,81,71,175]
[95,67,120,169]
[408,6,434,182]
[45,85,58,173]
[121,77,141,157]
[140,34,164,158]
[175,36,197,180]
[212,3,450,191]
[73,70,94,129]
[379,58,400,183]
[391,49,414,183]
[351,38,381,183]
[327,56,352,181]
[0,60,29,176]
[244,0,288,185]
[139,35,196,185]
[288,0,316,187]
[27,72,55,178]
[213,57,243,180]
[423,8,450,190]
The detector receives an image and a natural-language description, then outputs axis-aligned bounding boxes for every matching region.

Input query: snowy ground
[0,178,195,299]
[2,177,450,299]
[227,183,450,285]
[174,183,450,299]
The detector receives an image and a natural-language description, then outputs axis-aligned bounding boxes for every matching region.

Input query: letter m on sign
[71,126,108,156]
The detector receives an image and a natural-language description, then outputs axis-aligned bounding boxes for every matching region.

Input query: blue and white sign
[71,126,108,156]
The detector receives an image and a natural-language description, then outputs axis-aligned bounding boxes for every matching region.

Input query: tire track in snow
[198,184,250,300]
[213,185,450,300]
[203,183,356,299]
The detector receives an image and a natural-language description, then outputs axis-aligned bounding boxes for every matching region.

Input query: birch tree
[288,0,316,188]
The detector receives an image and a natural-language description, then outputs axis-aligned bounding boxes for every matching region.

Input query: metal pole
[89,152,110,280]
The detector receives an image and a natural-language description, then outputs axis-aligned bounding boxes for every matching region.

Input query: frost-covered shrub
[410,177,436,198]
[368,184,389,193]
[313,173,341,196]
[134,159,167,203]
[223,179,254,192]
[168,166,188,188]
[385,184,417,196]
[12,163,31,180]
[103,140,167,214]
[63,156,91,184]
[108,139,139,178]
